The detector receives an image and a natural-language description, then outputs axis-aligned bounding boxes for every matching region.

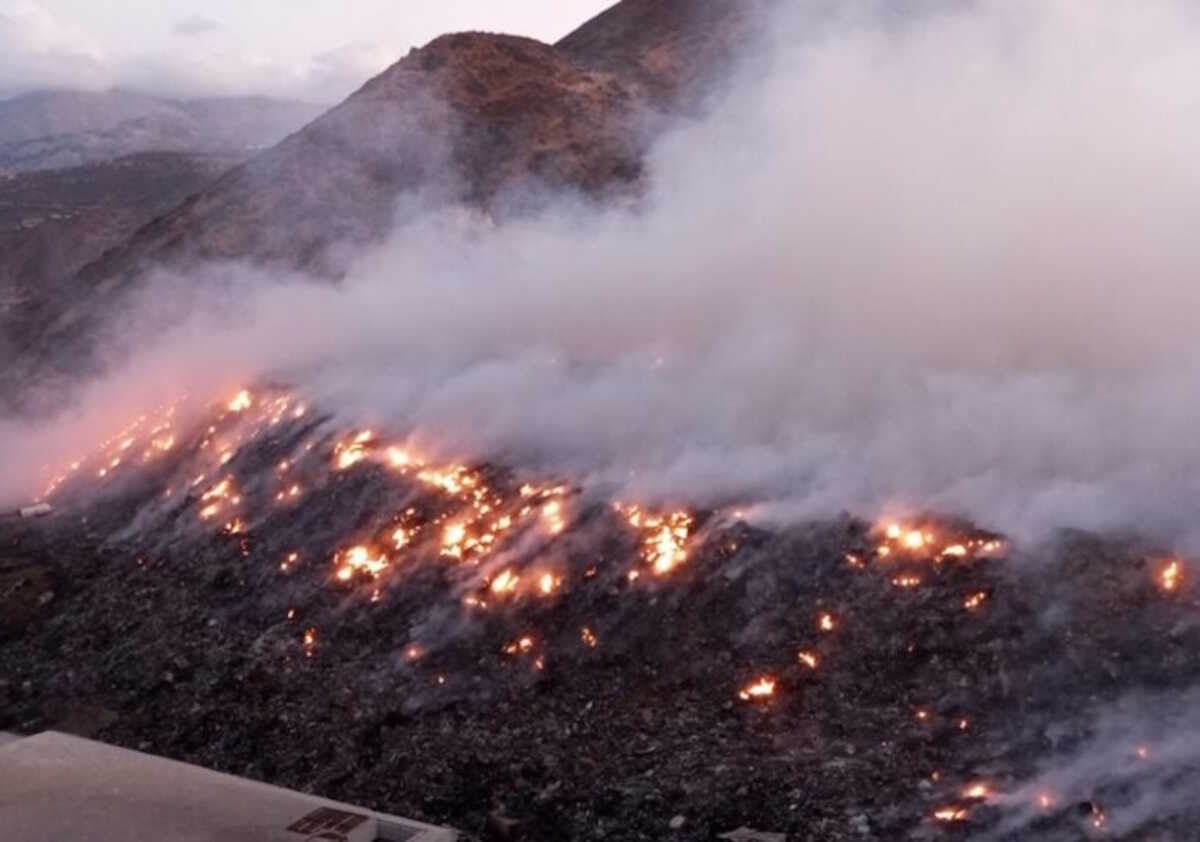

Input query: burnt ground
[2,408,1199,841]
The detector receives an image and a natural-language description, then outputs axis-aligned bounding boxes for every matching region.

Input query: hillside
[2,387,1195,841]
[0,151,244,361]
[558,0,767,109]
[4,1,769,399]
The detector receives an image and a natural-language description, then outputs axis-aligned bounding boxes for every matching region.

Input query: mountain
[558,0,766,109]
[0,90,323,175]
[0,151,245,361]
[2,0,767,400]
[70,33,644,284]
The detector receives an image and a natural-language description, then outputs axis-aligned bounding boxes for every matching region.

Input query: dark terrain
[1,393,1197,841]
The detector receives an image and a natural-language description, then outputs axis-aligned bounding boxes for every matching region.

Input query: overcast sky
[0,0,613,102]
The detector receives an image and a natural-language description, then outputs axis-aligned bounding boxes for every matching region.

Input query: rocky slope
[558,0,767,110]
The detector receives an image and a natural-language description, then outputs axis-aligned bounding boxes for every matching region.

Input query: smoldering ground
[6,0,1200,552]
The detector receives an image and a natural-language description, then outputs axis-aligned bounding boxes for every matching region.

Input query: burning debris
[738,677,776,702]
[875,520,1005,562]
[1158,559,1183,592]
[8,384,1200,841]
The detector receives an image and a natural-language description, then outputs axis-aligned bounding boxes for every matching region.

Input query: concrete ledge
[0,731,456,842]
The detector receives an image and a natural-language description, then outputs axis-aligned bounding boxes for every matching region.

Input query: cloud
[171,14,222,38]
[0,0,108,95]
[0,0,391,102]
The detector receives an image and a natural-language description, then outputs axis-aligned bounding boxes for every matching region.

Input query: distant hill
[0,151,245,362]
[0,90,323,175]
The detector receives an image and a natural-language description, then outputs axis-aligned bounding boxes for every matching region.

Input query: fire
[542,500,566,534]
[491,569,520,594]
[1159,559,1182,592]
[818,612,836,632]
[581,627,598,648]
[617,505,694,575]
[417,465,474,495]
[503,636,535,655]
[334,430,375,470]
[963,591,988,610]
[538,573,561,595]
[932,806,968,822]
[876,519,1003,562]
[228,389,253,412]
[738,677,776,701]
[962,783,990,801]
[892,574,921,588]
[797,650,819,669]
[442,523,467,557]
[336,545,389,581]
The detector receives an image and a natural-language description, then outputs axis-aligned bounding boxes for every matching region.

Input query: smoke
[991,688,1200,838]
[6,0,1200,548]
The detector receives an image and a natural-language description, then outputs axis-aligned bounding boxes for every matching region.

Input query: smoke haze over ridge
[6,0,1200,550]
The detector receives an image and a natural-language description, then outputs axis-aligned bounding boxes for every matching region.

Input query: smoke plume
[6,0,1200,549]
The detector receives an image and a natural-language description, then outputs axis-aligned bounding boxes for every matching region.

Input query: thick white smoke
[6,0,1200,548]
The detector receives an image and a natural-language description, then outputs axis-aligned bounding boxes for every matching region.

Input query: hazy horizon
[0,0,613,103]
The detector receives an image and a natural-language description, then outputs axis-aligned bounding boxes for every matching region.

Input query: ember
[491,569,520,594]
[963,782,990,801]
[1160,559,1183,592]
[933,806,969,822]
[738,677,776,702]
[963,591,988,610]
[227,390,253,412]
[335,546,388,581]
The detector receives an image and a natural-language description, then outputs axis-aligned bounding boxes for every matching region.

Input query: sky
[0,0,613,102]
